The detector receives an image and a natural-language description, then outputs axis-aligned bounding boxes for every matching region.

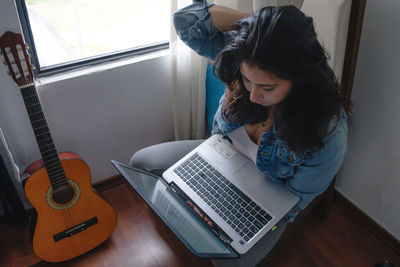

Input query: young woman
[130,1,351,265]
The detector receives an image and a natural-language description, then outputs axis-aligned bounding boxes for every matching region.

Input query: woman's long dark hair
[214,6,352,154]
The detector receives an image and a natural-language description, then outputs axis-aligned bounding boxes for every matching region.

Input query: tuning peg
[25,43,30,50]
[31,65,36,70]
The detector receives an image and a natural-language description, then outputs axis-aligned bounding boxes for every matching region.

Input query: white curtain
[169,0,301,141]
[169,0,208,141]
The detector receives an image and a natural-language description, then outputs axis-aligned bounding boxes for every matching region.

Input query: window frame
[15,0,169,77]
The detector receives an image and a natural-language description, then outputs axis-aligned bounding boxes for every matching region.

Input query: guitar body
[24,152,117,263]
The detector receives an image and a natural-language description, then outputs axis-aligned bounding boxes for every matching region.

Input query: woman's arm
[208,5,250,32]
[173,1,249,60]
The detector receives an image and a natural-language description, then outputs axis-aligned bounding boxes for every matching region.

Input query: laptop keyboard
[173,152,273,243]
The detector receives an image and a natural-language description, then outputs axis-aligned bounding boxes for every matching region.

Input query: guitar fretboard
[20,85,68,189]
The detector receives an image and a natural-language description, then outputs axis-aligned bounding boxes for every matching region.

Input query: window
[17,0,170,75]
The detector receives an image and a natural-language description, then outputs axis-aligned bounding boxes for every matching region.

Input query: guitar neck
[20,84,68,188]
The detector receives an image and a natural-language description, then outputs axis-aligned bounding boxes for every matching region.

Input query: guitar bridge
[53,217,98,242]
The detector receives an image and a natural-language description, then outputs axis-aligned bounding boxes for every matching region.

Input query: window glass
[25,0,170,67]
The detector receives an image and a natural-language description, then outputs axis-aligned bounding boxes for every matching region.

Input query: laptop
[112,134,299,258]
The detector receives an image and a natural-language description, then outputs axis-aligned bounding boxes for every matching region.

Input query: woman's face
[240,62,292,107]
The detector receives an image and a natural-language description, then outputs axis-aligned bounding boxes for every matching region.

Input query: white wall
[0,0,174,185]
[336,0,400,240]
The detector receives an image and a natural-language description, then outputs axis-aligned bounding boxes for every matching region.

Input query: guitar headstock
[0,31,35,87]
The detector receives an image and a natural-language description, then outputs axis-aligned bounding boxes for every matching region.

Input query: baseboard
[92,174,125,192]
[333,190,400,256]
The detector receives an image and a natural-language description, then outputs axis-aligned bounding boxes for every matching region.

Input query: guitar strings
[23,85,76,228]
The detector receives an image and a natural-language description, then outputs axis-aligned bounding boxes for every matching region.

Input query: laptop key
[256,214,268,225]
[181,160,190,167]
[247,232,255,239]
[228,183,252,203]
[254,220,263,230]
[264,213,273,221]
[249,226,258,235]
[214,170,222,178]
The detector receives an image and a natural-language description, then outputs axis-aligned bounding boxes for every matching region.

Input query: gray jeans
[130,140,288,267]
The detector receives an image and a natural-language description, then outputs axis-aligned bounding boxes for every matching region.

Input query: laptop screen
[112,161,238,258]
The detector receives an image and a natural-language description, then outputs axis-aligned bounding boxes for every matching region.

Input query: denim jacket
[173,1,349,222]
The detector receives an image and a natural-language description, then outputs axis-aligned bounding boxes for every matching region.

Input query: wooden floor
[1,181,399,267]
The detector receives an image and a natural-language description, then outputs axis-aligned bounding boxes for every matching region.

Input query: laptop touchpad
[233,162,267,192]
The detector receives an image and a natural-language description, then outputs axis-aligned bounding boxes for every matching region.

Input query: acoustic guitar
[0,31,117,262]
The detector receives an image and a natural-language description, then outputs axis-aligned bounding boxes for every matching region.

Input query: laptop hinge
[169,182,233,245]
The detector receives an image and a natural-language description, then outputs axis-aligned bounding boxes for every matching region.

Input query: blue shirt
[173,0,348,222]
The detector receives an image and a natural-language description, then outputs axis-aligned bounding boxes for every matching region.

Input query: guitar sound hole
[52,185,75,204]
